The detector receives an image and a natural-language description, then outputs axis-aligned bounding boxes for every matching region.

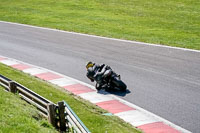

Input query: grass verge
[0,0,199,50]
[0,63,141,133]
[0,85,57,133]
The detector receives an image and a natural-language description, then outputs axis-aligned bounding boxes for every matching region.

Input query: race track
[0,22,199,132]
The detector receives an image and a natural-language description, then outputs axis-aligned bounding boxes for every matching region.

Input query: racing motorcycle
[86,64,127,92]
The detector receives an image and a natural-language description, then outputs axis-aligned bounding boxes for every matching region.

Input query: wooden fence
[0,74,90,133]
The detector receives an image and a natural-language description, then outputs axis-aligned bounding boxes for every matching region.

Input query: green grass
[0,0,199,50]
[0,63,140,133]
[0,85,58,133]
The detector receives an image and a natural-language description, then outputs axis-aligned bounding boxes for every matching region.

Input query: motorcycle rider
[86,61,111,87]
[86,61,106,81]
[86,61,127,91]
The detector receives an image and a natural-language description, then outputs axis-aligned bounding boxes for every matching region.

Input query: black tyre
[112,77,127,91]
[118,80,127,91]
[95,83,101,91]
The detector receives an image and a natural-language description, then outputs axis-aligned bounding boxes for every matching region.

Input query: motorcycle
[86,65,127,92]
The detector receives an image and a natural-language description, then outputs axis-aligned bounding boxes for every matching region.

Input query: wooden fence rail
[0,74,90,133]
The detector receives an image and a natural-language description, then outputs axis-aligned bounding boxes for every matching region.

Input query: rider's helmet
[86,61,94,69]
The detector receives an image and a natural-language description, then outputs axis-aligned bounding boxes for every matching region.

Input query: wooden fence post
[8,81,17,93]
[47,103,57,128]
[58,101,66,131]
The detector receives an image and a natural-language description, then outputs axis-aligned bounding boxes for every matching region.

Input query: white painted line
[49,77,77,87]
[0,20,199,53]
[78,91,114,104]
[23,68,47,75]
[116,110,159,127]
[0,60,19,66]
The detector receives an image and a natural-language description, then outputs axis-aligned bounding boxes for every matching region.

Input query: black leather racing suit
[86,64,107,83]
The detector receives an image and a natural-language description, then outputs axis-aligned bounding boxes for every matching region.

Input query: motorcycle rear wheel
[112,77,127,91]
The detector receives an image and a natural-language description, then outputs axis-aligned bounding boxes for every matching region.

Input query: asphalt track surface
[0,22,200,132]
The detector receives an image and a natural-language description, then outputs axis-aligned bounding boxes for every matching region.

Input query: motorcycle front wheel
[95,83,101,91]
